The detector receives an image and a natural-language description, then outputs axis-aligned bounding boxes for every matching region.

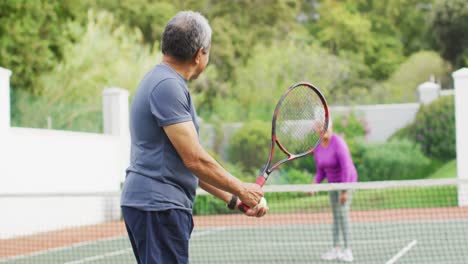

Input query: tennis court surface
[1,179,468,263]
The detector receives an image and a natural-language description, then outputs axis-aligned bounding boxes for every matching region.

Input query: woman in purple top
[313,120,357,262]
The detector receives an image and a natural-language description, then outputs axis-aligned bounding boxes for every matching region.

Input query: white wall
[1,128,127,239]
[3,128,124,193]
[331,103,420,142]
[0,69,130,238]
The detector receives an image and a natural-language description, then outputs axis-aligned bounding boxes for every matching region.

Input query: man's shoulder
[143,65,183,86]
[139,69,186,96]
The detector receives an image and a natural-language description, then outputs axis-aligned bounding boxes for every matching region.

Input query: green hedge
[228,120,271,174]
[354,139,430,181]
[391,96,455,160]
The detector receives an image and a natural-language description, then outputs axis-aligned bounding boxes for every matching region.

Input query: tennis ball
[257,197,267,209]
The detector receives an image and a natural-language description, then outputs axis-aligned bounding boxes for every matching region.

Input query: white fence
[0,66,467,238]
[0,67,130,238]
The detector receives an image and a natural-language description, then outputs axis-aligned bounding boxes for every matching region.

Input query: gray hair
[161,11,212,61]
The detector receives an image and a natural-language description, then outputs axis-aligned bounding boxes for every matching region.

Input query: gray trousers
[329,190,353,248]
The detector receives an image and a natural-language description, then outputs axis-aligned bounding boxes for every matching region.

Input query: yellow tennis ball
[257,197,267,209]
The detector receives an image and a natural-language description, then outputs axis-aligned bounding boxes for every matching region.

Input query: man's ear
[194,48,204,64]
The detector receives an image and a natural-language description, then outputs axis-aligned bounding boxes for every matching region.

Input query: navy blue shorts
[122,206,194,264]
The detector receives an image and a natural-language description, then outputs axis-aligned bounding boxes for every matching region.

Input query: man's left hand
[237,198,268,217]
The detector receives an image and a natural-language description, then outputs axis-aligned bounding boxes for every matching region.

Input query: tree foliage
[370,51,451,103]
[2,0,459,131]
[12,11,160,132]
[431,0,468,68]
[0,0,87,90]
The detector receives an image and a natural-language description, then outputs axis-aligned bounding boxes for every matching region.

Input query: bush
[228,120,271,174]
[267,168,313,185]
[391,96,455,160]
[355,139,431,181]
[207,150,253,182]
[193,194,233,216]
[333,111,368,153]
[414,96,456,160]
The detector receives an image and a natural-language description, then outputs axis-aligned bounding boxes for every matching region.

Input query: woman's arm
[314,167,326,183]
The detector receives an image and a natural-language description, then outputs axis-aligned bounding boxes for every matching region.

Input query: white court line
[63,248,133,264]
[60,227,227,264]
[190,239,406,246]
[0,236,127,263]
[385,240,417,264]
[191,227,227,237]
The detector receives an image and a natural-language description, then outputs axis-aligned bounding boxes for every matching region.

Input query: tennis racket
[239,82,329,212]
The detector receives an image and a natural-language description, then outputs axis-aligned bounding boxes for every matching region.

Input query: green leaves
[12,11,161,132]
[0,1,77,90]
[228,120,271,175]
[431,0,468,68]
[391,96,456,160]
[355,139,431,181]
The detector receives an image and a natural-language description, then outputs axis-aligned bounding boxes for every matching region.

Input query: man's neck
[162,55,195,81]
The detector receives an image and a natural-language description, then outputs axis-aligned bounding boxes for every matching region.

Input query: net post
[453,68,468,207]
[102,87,131,201]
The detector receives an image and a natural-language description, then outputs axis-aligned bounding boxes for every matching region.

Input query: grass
[427,159,457,179]
[267,185,457,213]
[194,184,457,215]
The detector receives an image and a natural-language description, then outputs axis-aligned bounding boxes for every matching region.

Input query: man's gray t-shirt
[120,64,199,213]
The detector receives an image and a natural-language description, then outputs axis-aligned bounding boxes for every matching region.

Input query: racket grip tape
[255,176,266,187]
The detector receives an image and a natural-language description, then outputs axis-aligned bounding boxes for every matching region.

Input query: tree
[370,51,451,103]
[92,0,177,45]
[307,0,406,80]
[0,0,86,91]
[431,0,468,68]
[206,41,353,122]
[12,11,160,132]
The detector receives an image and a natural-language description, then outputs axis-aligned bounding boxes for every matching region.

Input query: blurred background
[1,1,468,263]
[1,0,467,183]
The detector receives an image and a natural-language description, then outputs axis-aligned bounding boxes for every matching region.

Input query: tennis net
[1,178,468,263]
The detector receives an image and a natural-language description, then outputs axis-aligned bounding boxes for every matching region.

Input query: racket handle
[238,203,249,213]
[237,175,267,213]
[255,176,266,187]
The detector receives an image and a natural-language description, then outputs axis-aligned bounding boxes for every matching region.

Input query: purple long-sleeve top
[313,134,358,183]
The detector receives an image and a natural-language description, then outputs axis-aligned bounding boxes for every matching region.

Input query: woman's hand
[340,191,348,205]
[306,182,316,196]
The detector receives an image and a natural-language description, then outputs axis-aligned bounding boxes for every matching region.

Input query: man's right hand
[237,182,264,208]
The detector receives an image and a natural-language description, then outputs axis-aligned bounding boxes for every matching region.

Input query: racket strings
[275,85,327,155]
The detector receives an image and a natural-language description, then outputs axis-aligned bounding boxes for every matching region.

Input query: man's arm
[163,121,262,208]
